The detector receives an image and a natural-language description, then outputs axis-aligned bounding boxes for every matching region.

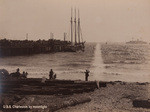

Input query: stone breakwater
[0,39,71,56]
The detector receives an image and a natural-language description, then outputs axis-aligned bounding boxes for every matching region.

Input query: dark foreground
[1,79,150,112]
[58,81,150,112]
[1,79,105,111]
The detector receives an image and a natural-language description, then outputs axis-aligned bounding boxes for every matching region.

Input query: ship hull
[64,43,85,52]
[126,41,147,44]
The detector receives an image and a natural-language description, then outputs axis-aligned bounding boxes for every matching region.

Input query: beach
[1,80,150,112]
[57,81,150,112]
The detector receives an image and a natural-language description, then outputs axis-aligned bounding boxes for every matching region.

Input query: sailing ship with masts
[64,8,85,52]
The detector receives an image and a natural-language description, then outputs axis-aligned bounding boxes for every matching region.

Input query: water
[0,43,150,82]
[90,43,105,81]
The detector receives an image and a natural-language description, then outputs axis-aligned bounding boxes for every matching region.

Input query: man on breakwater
[22,71,28,78]
[16,68,21,77]
[16,68,20,74]
[85,70,90,81]
[53,74,56,79]
[49,69,54,79]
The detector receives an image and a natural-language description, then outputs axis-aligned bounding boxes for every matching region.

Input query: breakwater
[0,39,71,56]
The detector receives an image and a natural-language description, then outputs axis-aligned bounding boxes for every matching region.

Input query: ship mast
[74,8,77,45]
[78,9,80,44]
[70,8,73,45]
[26,33,28,40]
[64,32,67,41]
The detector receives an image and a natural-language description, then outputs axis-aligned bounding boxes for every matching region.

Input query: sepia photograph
[0,0,150,111]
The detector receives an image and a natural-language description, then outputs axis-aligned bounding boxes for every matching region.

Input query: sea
[0,42,150,82]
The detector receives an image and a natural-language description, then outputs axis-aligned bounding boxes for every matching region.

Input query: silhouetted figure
[10,68,21,78]
[25,72,28,78]
[16,68,20,73]
[22,71,28,78]
[15,68,21,78]
[53,74,56,79]
[85,70,90,81]
[22,71,26,78]
[49,69,54,80]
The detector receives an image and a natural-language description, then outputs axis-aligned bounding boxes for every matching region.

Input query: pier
[0,39,71,56]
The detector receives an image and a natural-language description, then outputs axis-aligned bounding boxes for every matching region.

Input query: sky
[0,0,150,42]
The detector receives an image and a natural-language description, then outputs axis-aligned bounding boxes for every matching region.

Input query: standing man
[16,68,21,77]
[16,68,20,74]
[49,69,54,80]
[85,70,90,81]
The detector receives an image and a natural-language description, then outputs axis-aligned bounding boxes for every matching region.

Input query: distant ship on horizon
[126,38,147,44]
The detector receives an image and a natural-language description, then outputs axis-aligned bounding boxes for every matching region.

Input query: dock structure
[0,39,71,56]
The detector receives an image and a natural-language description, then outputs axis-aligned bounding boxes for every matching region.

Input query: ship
[64,8,85,52]
[126,38,147,44]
